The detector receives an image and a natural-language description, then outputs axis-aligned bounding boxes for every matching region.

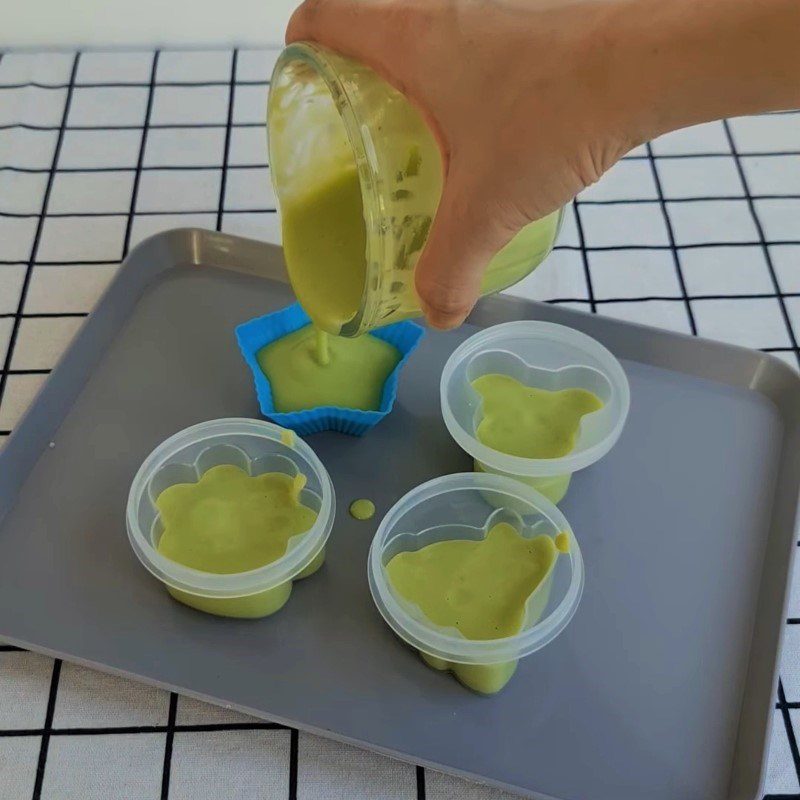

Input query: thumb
[414,168,511,330]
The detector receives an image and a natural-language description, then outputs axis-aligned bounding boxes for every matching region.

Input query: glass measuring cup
[267,42,563,336]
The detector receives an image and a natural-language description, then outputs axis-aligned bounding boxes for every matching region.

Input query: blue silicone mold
[235,303,425,436]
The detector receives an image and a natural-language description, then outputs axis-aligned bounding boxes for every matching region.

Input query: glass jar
[267,42,563,336]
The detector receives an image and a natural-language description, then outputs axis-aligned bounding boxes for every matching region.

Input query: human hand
[287,0,637,327]
[288,0,800,328]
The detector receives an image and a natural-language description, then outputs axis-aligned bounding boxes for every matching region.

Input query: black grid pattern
[1,48,799,799]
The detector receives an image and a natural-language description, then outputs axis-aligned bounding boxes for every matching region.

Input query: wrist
[599,0,800,145]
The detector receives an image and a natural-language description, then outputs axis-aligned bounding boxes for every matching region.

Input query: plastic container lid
[440,321,630,477]
[368,472,584,665]
[126,418,335,599]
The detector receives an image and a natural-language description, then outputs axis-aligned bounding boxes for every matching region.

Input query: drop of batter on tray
[349,498,376,520]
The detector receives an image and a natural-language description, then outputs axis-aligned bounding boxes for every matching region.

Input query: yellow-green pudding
[472,374,604,459]
[386,521,563,694]
[257,324,400,412]
[127,420,335,622]
[155,464,321,618]
[368,473,584,696]
[387,522,558,639]
[468,373,604,503]
[282,165,368,333]
[439,322,630,506]
[156,465,316,572]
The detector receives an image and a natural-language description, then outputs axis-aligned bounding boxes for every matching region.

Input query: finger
[286,0,398,59]
[414,169,510,330]
[286,0,348,45]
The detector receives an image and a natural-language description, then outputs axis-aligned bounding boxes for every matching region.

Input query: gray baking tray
[1,229,798,800]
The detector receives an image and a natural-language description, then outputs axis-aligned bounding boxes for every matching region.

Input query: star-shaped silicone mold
[236,303,425,436]
[465,350,614,459]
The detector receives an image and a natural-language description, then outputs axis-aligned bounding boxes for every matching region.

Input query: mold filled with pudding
[153,464,323,618]
[385,521,568,693]
[156,464,318,573]
[349,499,376,520]
[387,522,560,640]
[472,374,604,459]
[257,324,400,412]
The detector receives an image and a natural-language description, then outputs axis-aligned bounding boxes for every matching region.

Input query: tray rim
[1,227,798,800]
